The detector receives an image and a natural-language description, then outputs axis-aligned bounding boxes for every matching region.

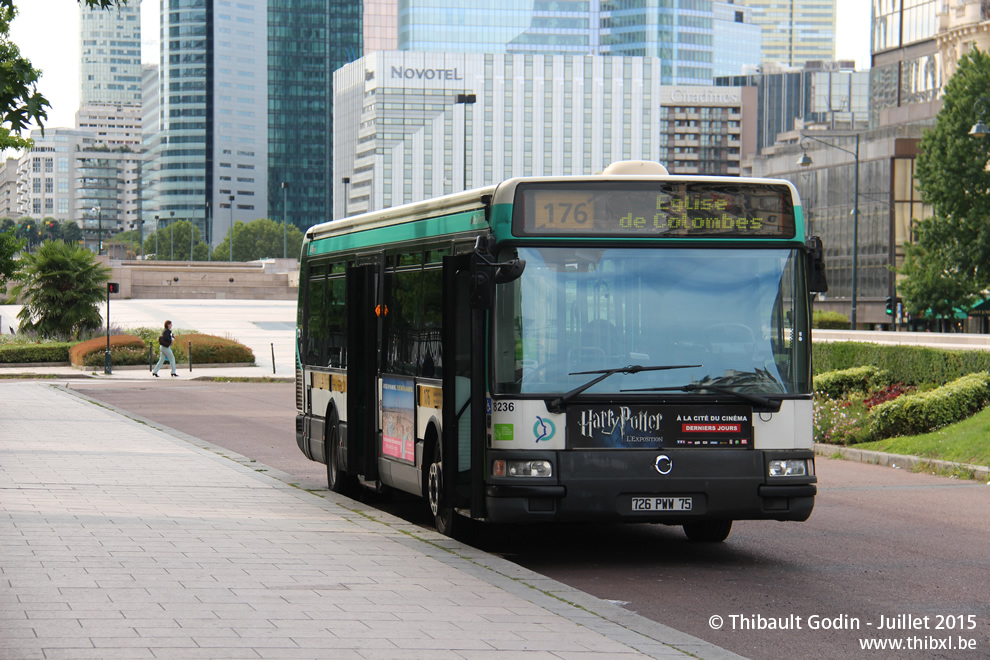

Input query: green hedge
[813,365,890,399]
[81,334,254,367]
[868,372,990,439]
[0,342,73,363]
[814,341,990,387]
[812,310,849,329]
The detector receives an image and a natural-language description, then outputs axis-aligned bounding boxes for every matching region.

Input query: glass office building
[79,0,142,106]
[334,52,665,215]
[392,0,726,85]
[146,0,269,248]
[734,0,836,67]
[268,0,362,233]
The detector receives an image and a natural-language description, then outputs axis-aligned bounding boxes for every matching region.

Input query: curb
[815,443,990,482]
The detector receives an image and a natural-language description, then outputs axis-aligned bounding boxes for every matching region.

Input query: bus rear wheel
[327,417,356,496]
[427,441,456,536]
[682,520,732,542]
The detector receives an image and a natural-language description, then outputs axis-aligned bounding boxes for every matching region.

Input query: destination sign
[515,181,796,238]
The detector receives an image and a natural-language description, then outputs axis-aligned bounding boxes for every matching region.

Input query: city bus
[295,161,828,542]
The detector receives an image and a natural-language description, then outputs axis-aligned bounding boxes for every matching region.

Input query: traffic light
[885,296,893,315]
[107,282,120,294]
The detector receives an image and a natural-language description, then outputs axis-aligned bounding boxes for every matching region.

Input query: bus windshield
[492,246,811,396]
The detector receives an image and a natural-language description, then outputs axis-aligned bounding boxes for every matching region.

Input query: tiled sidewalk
[0,383,741,660]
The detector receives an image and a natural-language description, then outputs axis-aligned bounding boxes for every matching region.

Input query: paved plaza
[0,319,741,659]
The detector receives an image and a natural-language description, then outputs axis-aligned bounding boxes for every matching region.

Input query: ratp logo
[534,417,556,443]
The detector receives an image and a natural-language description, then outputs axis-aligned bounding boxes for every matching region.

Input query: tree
[9,240,110,339]
[61,220,82,245]
[1,1,124,150]
[211,217,304,262]
[142,220,210,260]
[0,226,23,287]
[906,48,990,312]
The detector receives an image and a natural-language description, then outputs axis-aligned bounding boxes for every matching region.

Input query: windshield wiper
[546,364,701,414]
[622,383,782,412]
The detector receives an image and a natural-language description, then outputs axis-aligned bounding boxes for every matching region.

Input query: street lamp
[798,133,860,330]
[281,181,289,259]
[91,206,102,255]
[342,177,350,217]
[455,93,476,191]
[228,195,235,262]
[154,215,159,259]
[969,96,989,138]
[206,202,212,261]
[169,210,175,260]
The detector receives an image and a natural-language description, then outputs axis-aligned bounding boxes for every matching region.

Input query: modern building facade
[713,1,763,77]
[267,0,362,234]
[871,0,942,127]
[736,0,837,67]
[716,61,869,153]
[334,51,756,216]
[79,0,142,106]
[334,52,667,216]
[144,0,269,248]
[658,85,757,175]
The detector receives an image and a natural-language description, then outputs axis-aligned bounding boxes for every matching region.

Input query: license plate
[631,496,693,512]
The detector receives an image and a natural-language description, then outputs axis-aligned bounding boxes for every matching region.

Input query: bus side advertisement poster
[516,182,796,239]
[382,377,416,464]
[566,404,753,450]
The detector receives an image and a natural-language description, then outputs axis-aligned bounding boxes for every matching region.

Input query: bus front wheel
[683,520,732,542]
[427,441,456,536]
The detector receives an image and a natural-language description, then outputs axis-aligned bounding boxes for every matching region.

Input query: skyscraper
[79,0,142,106]
[146,0,269,249]
[735,0,837,67]
[268,0,362,233]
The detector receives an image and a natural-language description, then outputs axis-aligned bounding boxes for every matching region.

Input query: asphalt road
[73,380,990,660]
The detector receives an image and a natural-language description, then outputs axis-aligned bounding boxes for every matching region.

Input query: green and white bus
[295,161,828,541]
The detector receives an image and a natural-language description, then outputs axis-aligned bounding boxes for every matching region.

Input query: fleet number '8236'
[631,496,693,511]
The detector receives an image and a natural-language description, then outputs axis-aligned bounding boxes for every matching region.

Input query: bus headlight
[493,459,553,478]
[768,459,809,477]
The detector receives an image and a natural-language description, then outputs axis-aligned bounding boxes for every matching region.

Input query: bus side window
[307,266,328,366]
[420,269,443,379]
[326,275,347,368]
[384,266,422,376]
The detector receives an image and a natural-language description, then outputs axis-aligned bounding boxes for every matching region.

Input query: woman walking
[153,320,178,377]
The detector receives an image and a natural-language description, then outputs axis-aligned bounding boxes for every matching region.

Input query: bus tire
[427,439,456,537]
[683,520,732,542]
[326,414,356,496]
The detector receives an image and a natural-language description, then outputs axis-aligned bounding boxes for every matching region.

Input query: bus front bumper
[484,448,816,524]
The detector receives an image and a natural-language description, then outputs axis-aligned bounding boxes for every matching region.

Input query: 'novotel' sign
[391,66,464,81]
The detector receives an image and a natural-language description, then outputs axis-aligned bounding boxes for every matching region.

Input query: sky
[8,0,874,132]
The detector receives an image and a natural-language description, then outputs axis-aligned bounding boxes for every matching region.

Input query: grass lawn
[854,406,990,468]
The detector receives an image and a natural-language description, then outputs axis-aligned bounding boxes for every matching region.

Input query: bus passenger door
[441,255,476,516]
[346,262,380,482]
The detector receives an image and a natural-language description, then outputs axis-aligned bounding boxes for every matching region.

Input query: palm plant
[9,240,111,339]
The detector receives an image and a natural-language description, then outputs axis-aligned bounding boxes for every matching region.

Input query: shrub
[0,342,73,363]
[812,310,849,329]
[868,372,990,440]
[813,366,890,399]
[814,341,990,387]
[863,382,915,409]
[72,334,146,367]
[165,333,255,365]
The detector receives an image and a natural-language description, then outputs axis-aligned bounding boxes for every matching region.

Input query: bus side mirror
[495,259,525,284]
[806,236,828,293]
